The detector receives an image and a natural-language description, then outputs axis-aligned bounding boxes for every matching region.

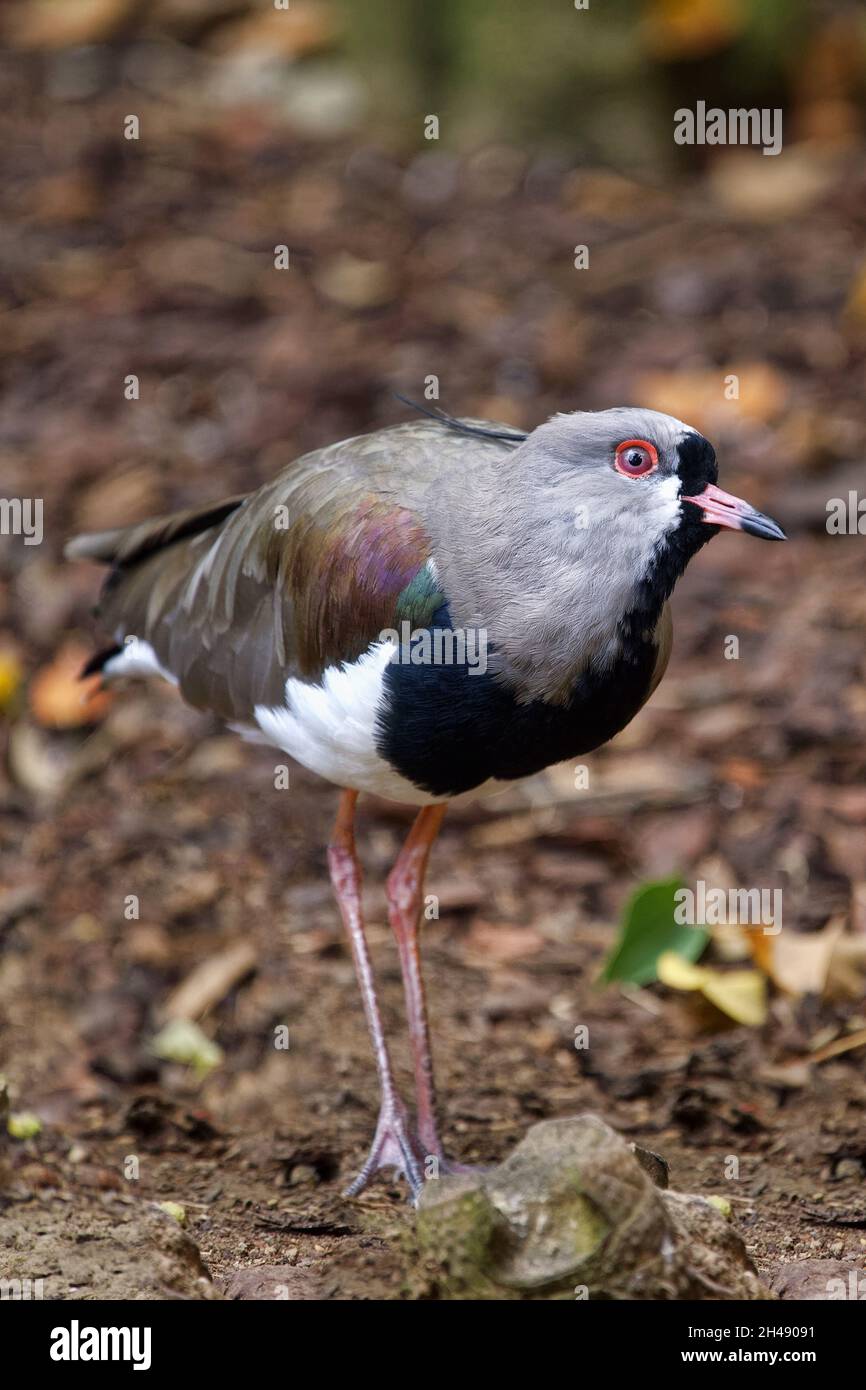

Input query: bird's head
[529,404,785,556]
[513,406,785,617]
[429,404,787,698]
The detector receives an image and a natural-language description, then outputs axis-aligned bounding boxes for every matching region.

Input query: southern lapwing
[66,406,785,1198]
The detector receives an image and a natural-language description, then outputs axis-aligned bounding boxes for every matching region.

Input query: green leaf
[600,877,708,986]
[151,1019,223,1079]
[8,1111,42,1140]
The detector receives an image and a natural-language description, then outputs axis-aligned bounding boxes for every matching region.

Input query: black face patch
[671,430,720,563]
[618,431,720,638]
[676,431,718,493]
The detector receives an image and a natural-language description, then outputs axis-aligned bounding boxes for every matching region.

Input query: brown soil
[1,5,865,1300]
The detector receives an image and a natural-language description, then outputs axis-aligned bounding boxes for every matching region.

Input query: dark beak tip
[742,514,787,542]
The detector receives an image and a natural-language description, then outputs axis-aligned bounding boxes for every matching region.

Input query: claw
[344,1100,425,1199]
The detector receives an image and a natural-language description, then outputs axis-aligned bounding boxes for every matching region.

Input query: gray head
[429,406,785,702]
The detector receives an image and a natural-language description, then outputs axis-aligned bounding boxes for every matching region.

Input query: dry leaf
[709,149,835,222]
[643,0,745,61]
[0,648,23,713]
[746,916,866,1002]
[742,922,775,978]
[636,363,788,434]
[7,723,70,797]
[29,643,112,729]
[7,0,135,50]
[162,942,257,1022]
[762,918,842,996]
[208,4,338,59]
[315,254,395,311]
[845,260,866,326]
[808,1026,866,1066]
[657,951,767,1025]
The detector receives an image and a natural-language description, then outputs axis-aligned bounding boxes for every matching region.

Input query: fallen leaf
[643,0,746,61]
[601,878,708,986]
[808,1026,866,1066]
[635,363,788,433]
[8,1112,42,1140]
[709,149,836,222]
[156,1201,187,1226]
[743,922,775,978]
[206,2,338,59]
[162,942,257,1022]
[151,1019,223,1078]
[30,642,112,728]
[747,916,866,1002]
[315,254,396,310]
[657,951,768,1026]
[7,723,71,797]
[6,0,135,50]
[0,648,23,713]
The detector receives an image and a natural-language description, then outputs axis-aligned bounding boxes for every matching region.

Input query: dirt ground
[1,5,865,1299]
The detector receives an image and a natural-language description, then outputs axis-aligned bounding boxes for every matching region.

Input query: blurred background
[0,0,865,1299]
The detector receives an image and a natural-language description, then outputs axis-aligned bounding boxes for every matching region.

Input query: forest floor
[1,12,865,1299]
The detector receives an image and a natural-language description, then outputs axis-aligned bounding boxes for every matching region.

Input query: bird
[66,404,785,1200]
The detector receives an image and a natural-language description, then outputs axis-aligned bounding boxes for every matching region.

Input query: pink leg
[327,790,423,1198]
[386,804,448,1163]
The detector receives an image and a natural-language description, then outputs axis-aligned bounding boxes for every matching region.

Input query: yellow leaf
[643,0,745,61]
[706,1195,732,1219]
[701,968,767,1026]
[157,1202,187,1226]
[657,951,767,1025]
[0,650,23,712]
[8,1111,42,1140]
[657,952,706,990]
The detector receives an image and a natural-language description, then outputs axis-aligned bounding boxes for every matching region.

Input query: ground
[1,6,865,1299]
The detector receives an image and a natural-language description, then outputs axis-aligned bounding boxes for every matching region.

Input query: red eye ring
[614,438,659,478]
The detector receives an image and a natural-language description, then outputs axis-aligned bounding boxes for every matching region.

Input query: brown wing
[67,420,516,722]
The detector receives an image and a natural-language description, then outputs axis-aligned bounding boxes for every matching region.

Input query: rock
[770,1259,866,1301]
[629,1141,670,1189]
[0,1201,219,1300]
[414,1115,770,1300]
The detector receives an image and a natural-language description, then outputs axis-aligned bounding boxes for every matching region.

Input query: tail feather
[64,495,247,569]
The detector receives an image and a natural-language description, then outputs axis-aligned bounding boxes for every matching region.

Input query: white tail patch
[102,637,178,686]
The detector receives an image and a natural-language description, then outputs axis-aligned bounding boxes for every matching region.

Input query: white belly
[252,639,445,806]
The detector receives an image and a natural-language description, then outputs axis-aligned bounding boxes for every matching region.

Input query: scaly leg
[327,790,423,1198]
[386,803,449,1165]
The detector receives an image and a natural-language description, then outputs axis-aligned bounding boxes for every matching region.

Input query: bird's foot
[344,1099,426,1200]
[411,1134,495,1190]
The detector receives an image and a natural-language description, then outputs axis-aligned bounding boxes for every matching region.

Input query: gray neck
[423,443,672,705]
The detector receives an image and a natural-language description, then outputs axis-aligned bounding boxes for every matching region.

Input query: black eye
[614,438,658,477]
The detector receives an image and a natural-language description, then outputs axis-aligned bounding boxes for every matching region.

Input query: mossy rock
[412,1115,771,1301]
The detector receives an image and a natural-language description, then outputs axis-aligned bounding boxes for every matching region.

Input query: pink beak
[681,482,786,541]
